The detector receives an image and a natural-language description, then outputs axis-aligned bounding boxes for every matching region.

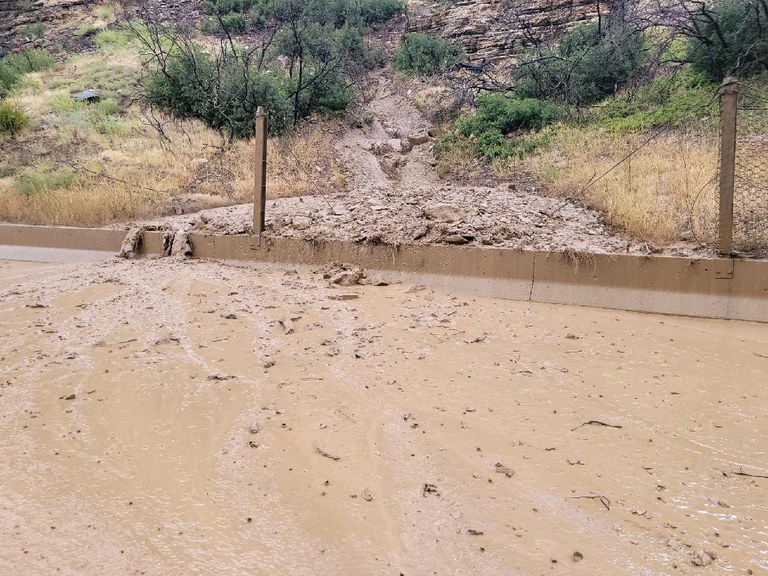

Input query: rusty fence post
[253,106,268,235]
[718,77,738,256]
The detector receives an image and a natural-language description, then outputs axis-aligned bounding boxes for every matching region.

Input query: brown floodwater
[1,257,766,575]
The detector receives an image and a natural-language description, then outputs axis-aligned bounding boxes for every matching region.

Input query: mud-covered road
[1,257,766,575]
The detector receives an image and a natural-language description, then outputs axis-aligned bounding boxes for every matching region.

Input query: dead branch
[569,494,611,510]
[571,420,623,431]
[315,445,340,461]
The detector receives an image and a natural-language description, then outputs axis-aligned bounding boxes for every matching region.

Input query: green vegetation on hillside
[139,0,403,140]
[0,49,55,99]
[393,33,462,76]
[686,0,768,81]
[432,0,768,243]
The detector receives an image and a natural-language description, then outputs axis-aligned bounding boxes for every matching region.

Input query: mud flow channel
[0,257,766,575]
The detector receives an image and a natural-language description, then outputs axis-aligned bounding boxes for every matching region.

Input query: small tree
[686,0,768,80]
[394,33,463,76]
[514,21,646,106]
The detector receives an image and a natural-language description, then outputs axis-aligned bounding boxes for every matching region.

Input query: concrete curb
[1,224,766,322]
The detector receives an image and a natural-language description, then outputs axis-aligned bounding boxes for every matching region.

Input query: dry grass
[521,127,720,244]
[0,44,343,227]
[267,121,345,199]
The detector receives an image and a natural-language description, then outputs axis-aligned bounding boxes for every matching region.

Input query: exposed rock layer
[411,0,603,63]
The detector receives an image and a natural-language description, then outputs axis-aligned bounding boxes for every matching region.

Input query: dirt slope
[125,71,693,256]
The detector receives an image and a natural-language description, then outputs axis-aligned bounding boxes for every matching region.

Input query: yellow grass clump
[524,127,720,244]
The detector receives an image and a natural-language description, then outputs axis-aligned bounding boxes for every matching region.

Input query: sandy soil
[118,73,712,258]
[1,256,766,575]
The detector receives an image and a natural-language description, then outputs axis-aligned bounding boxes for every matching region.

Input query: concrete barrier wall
[0,224,125,251]
[2,224,766,322]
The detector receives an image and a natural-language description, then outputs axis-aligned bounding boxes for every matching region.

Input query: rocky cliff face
[0,0,16,52]
[411,0,603,64]
[1,0,96,53]
[1,0,601,61]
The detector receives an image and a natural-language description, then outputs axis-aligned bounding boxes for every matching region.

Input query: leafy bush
[687,0,768,81]
[0,100,29,135]
[452,95,561,160]
[458,95,561,137]
[20,22,46,39]
[394,33,462,75]
[200,0,402,36]
[0,49,55,94]
[595,71,718,133]
[515,22,645,105]
[145,46,294,138]
[201,11,248,34]
[148,0,400,136]
[356,0,404,25]
[0,48,56,96]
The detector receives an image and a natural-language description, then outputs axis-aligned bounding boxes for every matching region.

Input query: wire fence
[732,82,768,255]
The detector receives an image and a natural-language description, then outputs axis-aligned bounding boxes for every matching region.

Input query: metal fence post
[718,77,738,256]
[253,107,268,235]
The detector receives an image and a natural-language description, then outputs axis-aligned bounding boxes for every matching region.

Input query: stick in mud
[569,495,611,510]
[571,420,623,432]
[315,445,340,461]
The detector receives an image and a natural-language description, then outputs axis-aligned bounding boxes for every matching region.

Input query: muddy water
[1,257,767,575]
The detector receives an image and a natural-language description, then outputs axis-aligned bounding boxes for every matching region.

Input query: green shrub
[393,33,462,75]
[95,97,119,116]
[0,101,30,135]
[595,72,718,133]
[441,95,561,161]
[0,49,55,77]
[0,47,56,96]
[515,22,645,105]
[95,29,131,47]
[201,11,248,34]
[0,66,19,98]
[74,22,98,37]
[145,46,294,137]
[453,95,560,160]
[458,95,562,137]
[20,22,46,39]
[96,4,117,21]
[357,0,404,25]
[687,0,768,81]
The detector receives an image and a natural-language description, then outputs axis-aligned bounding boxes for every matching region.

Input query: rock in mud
[171,229,193,258]
[408,133,430,146]
[424,203,462,223]
[444,234,469,245]
[118,227,143,259]
[328,294,359,301]
[279,318,295,334]
[330,269,364,286]
[691,550,716,566]
[292,216,312,230]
